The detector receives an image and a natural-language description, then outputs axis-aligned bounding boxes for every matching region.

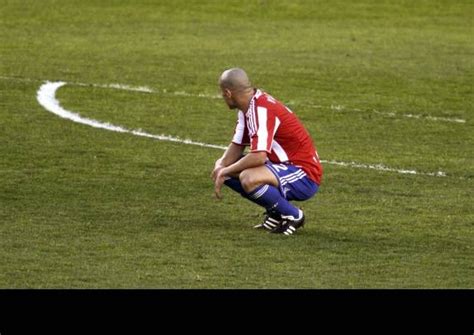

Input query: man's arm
[221,151,267,177]
[217,143,245,168]
[211,143,245,181]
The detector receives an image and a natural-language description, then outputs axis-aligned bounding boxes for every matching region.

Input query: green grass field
[1,0,473,288]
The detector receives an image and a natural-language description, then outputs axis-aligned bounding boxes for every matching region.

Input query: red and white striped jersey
[232,89,323,185]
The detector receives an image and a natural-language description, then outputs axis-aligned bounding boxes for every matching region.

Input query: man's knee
[239,169,261,193]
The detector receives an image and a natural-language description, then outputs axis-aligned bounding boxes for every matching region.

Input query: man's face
[220,86,237,109]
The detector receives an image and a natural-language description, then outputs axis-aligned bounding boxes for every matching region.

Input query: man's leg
[225,165,302,220]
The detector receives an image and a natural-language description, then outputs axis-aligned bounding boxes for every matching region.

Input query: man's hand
[211,158,227,199]
[213,167,227,200]
[211,158,224,182]
[211,162,224,182]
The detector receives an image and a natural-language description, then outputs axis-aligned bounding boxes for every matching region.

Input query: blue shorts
[265,162,319,201]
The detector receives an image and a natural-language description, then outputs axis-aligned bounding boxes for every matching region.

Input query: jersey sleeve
[250,106,280,153]
[231,110,250,146]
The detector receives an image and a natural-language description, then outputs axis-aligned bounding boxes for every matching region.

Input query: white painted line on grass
[1,75,221,99]
[75,81,222,99]
[371,110,466,124]
[324,160,446,177]
[3,75,469,124]
[295,102,466,124]
[2,75,467,124]
[73,80,222,99]
[36,81,227,150]
[36,81,449,178]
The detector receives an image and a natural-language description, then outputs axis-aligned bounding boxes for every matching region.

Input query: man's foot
[254,209,282,231]
[270,209,305,235]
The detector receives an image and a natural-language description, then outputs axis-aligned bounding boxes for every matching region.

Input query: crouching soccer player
[211,68,323,235]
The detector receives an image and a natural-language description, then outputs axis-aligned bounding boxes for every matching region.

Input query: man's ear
[224,88,232,98]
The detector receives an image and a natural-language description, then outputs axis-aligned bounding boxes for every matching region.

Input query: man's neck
[238,88,256,111]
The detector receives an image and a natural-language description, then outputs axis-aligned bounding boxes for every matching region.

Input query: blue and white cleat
[254,209,282,231]
[271,209,305,235]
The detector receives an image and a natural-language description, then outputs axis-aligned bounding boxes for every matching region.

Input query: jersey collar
[245,88,262,115]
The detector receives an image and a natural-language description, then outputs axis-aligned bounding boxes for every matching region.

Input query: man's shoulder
[255,90,283,108]
[254,92,290,117]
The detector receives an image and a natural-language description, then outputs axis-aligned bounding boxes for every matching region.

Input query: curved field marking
[36,81,448,178]
[36,81,226,150]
